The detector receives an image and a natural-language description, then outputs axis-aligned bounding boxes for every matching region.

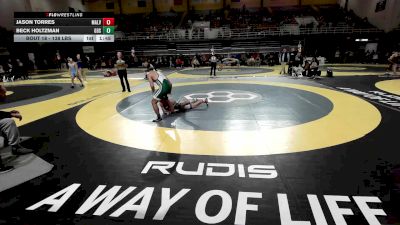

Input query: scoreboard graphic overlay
[14,12,114,43]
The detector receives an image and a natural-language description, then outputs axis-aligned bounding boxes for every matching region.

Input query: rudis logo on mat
[337,87,400,109]
[24,161,388,225]
[141,161,278,179]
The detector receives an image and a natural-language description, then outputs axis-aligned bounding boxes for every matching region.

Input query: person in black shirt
[288,48,297,75]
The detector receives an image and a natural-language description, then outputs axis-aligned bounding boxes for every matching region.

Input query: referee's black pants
[118,69,130,92]
[210,62,217,76]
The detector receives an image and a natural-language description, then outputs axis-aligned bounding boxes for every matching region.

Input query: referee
[210,53,217,77]
[115,51,131,92]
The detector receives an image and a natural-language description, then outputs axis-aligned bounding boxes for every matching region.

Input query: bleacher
[230,41,281,53]
[134,44,169,56]
[122,39,305,56]
[175,42,223,55]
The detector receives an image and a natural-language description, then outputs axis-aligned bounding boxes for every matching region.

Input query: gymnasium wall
[84,0,114,12]
[262,0,337,7]
[0,0,30,29]
[29,0,85,11]
[191,0,224,11]
[118,0,153,14]
[113,0,189,13]
[300,0,337,6]
[113,0,338,13]
[228,0,262,9]
[0,0,87,30]
[153,0,188,13]
[264,0,298,7]
[338,0,400,32]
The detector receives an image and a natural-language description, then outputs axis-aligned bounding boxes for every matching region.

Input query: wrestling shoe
[152,117,162,122]
[204,98,209,106]
[0,166,14,174]
[11,145,35,155]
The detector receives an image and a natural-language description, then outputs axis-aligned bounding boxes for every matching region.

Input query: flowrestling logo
[46,12,83,18]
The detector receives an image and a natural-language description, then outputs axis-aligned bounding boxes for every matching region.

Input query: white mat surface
[0,153,53,193]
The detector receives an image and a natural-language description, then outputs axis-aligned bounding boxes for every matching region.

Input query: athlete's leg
[77,68,82,80]
[152,98,162,122]
[180,98,208,110]
[76,73,84,87]
[123,71,131,92]
[166,98,174,113]
[393,64,398,76]
[80,68,87,81]
[178,99,190,106]
[118,71,126,91]
[190,98,208,109]
[213,64,217,76]
[71,75,75,88]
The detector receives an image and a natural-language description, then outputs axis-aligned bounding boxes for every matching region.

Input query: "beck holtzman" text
[15,28,60,34]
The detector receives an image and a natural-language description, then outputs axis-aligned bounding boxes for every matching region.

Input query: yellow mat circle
[375,79,400,95]
[76,81,381,156]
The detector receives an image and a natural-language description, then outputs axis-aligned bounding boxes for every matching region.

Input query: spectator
[0,65,5,82]
[247,55,256,66]
[17,59,28,80]
[279,48,290,75]
[176,57,183,69]
[85,55,92,70]
[365,50,371,64]
[334,49,341,63]
[388,51,400,76]
[309,57,320,78]
[348,50,354,63]
[0,85,35,155]
[288,48,297,74]
[372,51,379,64]
[267,53,275,66]
[169,57,174,68]
[294,52,303,67]
[191,56,200,68]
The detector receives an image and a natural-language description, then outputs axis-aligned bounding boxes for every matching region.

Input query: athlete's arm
[159,102,168,114]
[388,54,395,64]
[147,72,155,93]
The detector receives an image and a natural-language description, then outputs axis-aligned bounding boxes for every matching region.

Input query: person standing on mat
[76,54,86,81]
[388,51,400,76]
[210,53,217,77]
[279,48,290,75]
[147,70,173,122]
[115,51,131,92]
[68,58,84,88]
[0,85,35,173]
